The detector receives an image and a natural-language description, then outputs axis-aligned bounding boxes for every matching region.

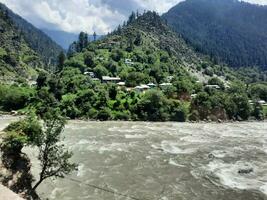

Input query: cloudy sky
[0,0,266,34]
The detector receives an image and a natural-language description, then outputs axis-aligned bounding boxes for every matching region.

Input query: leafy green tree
[134,90,169,121]
[0,85,34,111]
[249,84,267,101]
[94,65,109,78]
[126,72,148,87]
[208,77,225,89]
[57,51,66,72]
[134,33,142,46]
[252,102,264,120]
[84,51,95,68]
[32,110,76,191]
[169,100,189,122]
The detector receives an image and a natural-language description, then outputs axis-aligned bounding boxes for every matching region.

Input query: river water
[1,117,267,200]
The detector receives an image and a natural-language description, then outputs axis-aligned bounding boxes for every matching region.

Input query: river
[1,117,267,200]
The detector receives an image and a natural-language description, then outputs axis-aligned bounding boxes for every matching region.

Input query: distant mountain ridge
[42,29,104,50]
[0,3,63,66]
[163,0,267,69]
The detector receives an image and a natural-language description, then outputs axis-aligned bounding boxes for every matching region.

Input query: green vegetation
[0,111,76,199]
[0,11,266,122]
[0,84,34,111]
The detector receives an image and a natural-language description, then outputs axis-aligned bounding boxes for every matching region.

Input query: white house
[205,85,221,89]
[125,59,134,65]
[102,76,121,83]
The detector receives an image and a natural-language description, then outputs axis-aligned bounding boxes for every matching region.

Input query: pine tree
[57,51,66,72]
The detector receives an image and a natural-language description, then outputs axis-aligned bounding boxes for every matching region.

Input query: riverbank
[0,184,24,200]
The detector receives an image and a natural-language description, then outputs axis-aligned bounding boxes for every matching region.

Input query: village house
[205,85,221,89]
[147,83,156,88]
[84,72,95,78]
[117,82,126,86]
[159,83,173,88]
[125,59,134,65]
[134,84,150,93]
[102,76,121,83]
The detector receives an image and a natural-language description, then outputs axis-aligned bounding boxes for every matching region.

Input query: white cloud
[0,0,266,34]
[134,0,184,13]
[0,0,125,34]
[241,0,267,5]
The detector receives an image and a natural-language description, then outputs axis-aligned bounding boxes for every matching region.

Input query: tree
[134,33,142,46]
[93,32,97,41]
[77,32,88,52]
[84,51,95,67]
[32,110,76,191]
[134,90,169,121]
[127,12,136,25]
[57,51,66,72]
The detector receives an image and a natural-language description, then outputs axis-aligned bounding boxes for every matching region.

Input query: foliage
[0,84,34,111]
[32,110,76,191]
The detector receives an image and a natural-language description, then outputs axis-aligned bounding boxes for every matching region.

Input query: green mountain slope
[66,11,219,85]
[31,11,265,122]
[0,8,43,79]
[0,3,63,66]
[163,0,267,69]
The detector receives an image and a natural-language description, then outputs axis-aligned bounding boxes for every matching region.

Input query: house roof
[102,76,121,81]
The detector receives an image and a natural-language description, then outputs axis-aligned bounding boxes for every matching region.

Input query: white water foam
[125,134,146,139]
[207,160,267,195]
[160,141,196,155]
[169,158,185,167]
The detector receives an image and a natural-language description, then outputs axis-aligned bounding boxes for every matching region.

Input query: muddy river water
[1,117,267,200]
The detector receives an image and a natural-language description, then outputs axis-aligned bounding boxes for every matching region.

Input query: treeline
[1,72,266,121]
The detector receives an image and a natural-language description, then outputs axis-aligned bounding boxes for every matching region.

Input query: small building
[258,100,266,105]
[125,59,134,65]
[167,76,174,82]
[84,72,95,78]
[205,85,221,89]
[117,82,126,86]
[147,83,156,88]
[102,76,121,83]
[160,83,173,88]
[92,78,101,82]
[134,84,150,92]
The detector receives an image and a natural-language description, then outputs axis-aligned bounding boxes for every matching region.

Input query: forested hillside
[163,0,267,69]
[0,6,43,79]
[29,11,265,122]
[0,3,63,66]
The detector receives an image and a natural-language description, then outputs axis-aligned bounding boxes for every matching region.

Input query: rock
[10,111,18,116]
[208,153,215,159]
[238,168,254,174]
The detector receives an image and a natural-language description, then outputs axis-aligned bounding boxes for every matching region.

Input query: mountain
[0,5,43,79]
[163,0,267,69]
[42,29,78,50]
[42,29,104,50]
[0,3,63,66]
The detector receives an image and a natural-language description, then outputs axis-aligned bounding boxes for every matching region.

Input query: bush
[0,85,34,111]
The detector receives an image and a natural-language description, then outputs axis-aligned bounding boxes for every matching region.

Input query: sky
[0,0,266,34]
